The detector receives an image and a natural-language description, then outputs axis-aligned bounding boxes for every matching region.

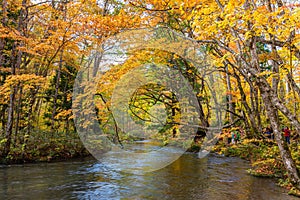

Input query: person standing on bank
[270,126,274,140]
[283,126,291,144]
[231,130,235,144]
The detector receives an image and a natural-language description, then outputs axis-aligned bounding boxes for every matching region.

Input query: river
[0,143,299,200]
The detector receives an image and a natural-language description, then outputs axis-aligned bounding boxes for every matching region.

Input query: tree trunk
[245,34,300,188]
[225,65,234,122]
[260,85,300,189]
[253,86,262,133]
[0,105,6,133]
[14,85,23,146]
[0,0,7,65]
[26,89,38,136]
[51,50,63,131]
[256,76,300,137]
[234,71,260,136]
[3,86,16,157]
[286,69,300,98]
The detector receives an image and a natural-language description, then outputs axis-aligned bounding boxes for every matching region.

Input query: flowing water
[0,142,299,200]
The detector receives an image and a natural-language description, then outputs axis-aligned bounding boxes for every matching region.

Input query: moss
[288,187,300,197]
[187,144,201,152]
[0,130,90,164]
[247,169,276,178]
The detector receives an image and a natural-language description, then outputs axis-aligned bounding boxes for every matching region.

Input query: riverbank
[0,131,90,164]
[209,138,300,197]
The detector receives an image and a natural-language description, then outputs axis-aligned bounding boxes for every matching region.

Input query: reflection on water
[0,152,298,200]
[100,140,188,174]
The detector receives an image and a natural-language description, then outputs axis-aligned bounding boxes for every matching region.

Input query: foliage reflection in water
[0,149,298,200]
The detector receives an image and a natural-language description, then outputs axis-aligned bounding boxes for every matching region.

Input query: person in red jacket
[283,126,291,144]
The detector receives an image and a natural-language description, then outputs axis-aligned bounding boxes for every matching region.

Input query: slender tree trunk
[14,85,23,146]
[34,98,43,129]
[286,71,300,115]
[234,71,260,136]
[3,6,23,156]
[0,0,8,136]
[171,102,177,138]
[51,50,63,131]
[98,93,123,147]
[26,89,38,136]
[253,86,262,133]
[3,87,16,157]
[3,43,20,156]
[51,1,68,131]
[0,39,5,67]
[209,74,222,126]
[225,65,234,122]
[0,0,7,66]
[0,105,6,133]
[63,74,69,133]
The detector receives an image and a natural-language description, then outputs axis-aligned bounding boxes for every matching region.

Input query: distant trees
[0,0,140,158]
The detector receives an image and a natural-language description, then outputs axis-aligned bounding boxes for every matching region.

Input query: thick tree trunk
[196,96,210,128]
[260,85,300,188]
[245,35,300,188]
[255,75,300,136]
[248,34,300,134]
[92,51,103,77]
